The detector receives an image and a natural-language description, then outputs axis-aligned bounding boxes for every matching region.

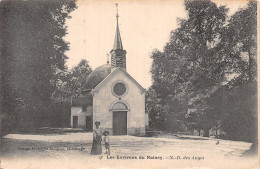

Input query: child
[103,131,110,155]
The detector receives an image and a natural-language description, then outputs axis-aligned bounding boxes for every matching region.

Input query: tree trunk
[248,51,252,81]
[198,129,201,136]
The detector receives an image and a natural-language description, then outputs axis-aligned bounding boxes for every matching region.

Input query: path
[0,132,258,169]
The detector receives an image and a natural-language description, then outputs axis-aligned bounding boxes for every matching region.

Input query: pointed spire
[113,3,123,50]
[110,3,127,70]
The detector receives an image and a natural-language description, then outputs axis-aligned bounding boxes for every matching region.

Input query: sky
[65,0,248,89]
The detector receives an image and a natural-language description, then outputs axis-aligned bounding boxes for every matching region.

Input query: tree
[0,0,76,135]
[149,0,229,136]
[146,87,166,130]
[148,0,257,142]
[70,59,92,96]
[214,81,257,142]
[52,59,92,101]
[224,1,257,83]
[183,1,257,138]
[218,2,257,143]
[204,82,256,140]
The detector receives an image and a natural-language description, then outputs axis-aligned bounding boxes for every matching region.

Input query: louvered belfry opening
[111,50,126,70]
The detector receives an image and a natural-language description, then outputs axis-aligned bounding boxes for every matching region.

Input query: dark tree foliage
[70,59,92,96]
[146,87,166,130]
[218,1,257,143]
[52,59,92,101]
[0,0,76,137]
[149,0,229,134]
[224,1,257,85]
[218,81,257,142]
[148,0,257,142]
[220,2,257,143]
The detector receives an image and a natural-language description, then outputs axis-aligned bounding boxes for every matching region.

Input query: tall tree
[149,0,257,141]
[0,0,76,135]
[218,2,258,144]
[149,0,229,136]
[224,1,257,84]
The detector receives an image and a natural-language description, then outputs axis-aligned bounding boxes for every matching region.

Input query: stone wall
[71,106,92,129]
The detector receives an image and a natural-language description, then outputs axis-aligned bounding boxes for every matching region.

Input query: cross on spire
[116,3,119,21]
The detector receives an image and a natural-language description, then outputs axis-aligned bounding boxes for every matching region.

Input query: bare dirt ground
[0,130,258,169]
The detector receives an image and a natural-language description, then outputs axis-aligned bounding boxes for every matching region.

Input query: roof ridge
[94,67,146,92]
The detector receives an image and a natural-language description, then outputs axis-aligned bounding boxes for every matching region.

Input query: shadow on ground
[10,127,86,135]
[241,143,258,157]
[174,135,209,140]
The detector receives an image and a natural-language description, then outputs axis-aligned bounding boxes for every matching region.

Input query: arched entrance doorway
[111,102,129,135]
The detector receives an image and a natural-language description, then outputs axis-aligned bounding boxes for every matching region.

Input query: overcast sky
[65,0,248,89]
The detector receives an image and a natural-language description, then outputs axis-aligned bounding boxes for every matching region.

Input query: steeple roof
[113,23,123,50]
[113,4,123,50]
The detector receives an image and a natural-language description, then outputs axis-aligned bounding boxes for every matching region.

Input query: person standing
[103,131,110,155]
[90,121,102,155]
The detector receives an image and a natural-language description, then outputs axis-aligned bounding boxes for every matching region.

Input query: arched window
[111,102,128,111]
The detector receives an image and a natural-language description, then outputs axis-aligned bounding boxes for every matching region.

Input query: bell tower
[110,3,127,70]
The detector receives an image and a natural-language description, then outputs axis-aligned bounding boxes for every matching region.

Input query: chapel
[70,8,148,135]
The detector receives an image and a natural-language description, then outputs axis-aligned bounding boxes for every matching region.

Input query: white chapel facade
[70,9,148,135]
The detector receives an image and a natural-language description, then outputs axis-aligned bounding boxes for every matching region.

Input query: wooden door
[73,116,78,128]
[113,111,127,135]
[86,116,92,131]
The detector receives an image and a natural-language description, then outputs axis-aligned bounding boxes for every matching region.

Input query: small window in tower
[82,106,87,112]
